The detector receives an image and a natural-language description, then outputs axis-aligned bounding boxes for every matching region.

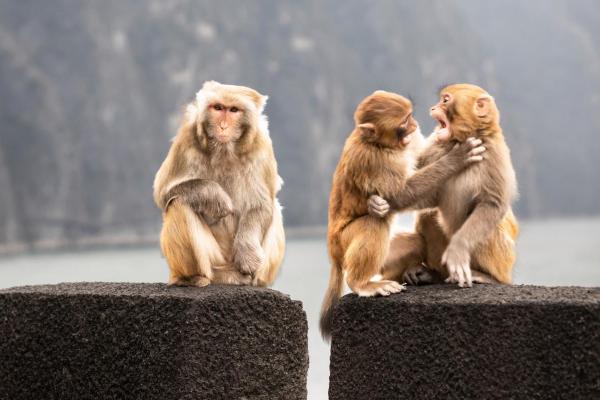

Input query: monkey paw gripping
[233,241,265,277]
[199,191,234,225]
[403,265,436,286]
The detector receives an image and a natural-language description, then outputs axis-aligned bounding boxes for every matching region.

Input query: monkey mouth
[433,116,451,142]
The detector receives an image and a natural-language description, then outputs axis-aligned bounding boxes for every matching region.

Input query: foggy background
[1,0,599,250]
[1,1,599,399]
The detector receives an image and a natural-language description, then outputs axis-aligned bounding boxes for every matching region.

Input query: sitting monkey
[320,90,485,339]
[153,81,285,287]
[369,83,518,288]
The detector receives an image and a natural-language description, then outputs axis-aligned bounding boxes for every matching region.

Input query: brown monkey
[320,90,486,338]
[153,81,285,287]
[369,83,518,287]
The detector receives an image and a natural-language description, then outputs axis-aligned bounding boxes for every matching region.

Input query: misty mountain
[0,0,598,250]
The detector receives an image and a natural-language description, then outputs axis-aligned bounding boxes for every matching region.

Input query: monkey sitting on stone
[153,81,285,287]
[369,83,518,288]
[320,90,486,339]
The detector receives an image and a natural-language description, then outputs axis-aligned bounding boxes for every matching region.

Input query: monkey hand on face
[164,179,234,225]
[368,137,486,217]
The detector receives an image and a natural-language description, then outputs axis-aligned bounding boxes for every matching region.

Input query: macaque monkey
[369,83,518,288]
[153,81,285,287]
[320,90,486,339]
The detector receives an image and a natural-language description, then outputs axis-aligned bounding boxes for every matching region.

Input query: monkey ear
[358,123,377,139]
[474,95,493,117]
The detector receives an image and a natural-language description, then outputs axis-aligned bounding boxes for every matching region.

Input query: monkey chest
[438,170,482,227]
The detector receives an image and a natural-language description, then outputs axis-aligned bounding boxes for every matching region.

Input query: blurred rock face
[0,0,598,249]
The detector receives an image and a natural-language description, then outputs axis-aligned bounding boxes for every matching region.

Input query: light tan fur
[153,81,285,287]
[382,84,518,287]
[320,90,485,339]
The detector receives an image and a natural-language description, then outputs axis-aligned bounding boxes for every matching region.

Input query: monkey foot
[355,280,406,297]
[470,270,499,284]
[403,265,439,286]
[168,275,211,287]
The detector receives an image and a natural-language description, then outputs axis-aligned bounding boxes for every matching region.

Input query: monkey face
[430,93,452,142]
[194,80,268,146]
[431,84,499,142]
[204,102,248,144]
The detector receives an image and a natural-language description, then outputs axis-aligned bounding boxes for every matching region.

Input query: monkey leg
[415,210,451,280]
[255,199,286,287]
[342,217,405,297]
[161,200,249,286]
[381,231,426,283]
[472,226,515,284]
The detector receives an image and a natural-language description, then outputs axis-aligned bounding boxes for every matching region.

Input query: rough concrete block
[0,283,308,400]
[329,284,599,400]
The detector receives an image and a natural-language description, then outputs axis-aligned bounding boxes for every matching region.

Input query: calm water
[1,217,599,400]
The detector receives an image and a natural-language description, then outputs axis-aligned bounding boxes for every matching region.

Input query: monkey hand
[448,137,486,168]
[196,185,234,224]
[368,195,390,218]
[233,240,265,277]
[442,239,473,288]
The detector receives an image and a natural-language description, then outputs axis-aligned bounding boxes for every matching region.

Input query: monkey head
[189,80,268,144]
[430,83,500,142]
[354,90,420,148]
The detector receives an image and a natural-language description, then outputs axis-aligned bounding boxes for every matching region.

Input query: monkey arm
[448,200,507,254]
[386,154,460,211]
[163,179,233,221]
[387,138,485,211]
[236,202,274,244]
[232,199,274,276]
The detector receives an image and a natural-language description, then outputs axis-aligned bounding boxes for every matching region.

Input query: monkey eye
[442,95,450,104]
[213,104,224,111]
[229,106,239,113]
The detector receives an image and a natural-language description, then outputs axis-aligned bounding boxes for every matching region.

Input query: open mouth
[433,116,451,141]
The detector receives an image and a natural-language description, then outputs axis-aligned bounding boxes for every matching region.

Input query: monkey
[153,81,285,287]
[319,90,486,339]
[368,83,519,288]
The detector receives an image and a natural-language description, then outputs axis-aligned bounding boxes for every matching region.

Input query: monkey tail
[319,260,344,341]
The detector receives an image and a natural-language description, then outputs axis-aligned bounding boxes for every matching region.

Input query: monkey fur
[153,81,285,287]
[320,90,486,339]
[372,83,519,288]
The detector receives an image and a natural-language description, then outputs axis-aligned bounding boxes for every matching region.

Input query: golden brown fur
[382,83,518,286]
[153,81,285,287]
[320,90,485,339]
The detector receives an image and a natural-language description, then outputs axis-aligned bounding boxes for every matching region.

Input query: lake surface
[1,217,599,399]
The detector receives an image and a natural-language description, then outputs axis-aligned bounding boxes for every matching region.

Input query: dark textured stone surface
[0,283,308,400]
[329,284,600,400]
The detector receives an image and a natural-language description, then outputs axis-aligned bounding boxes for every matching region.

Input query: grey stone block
[0,283,308,400]
[329,284,599,400]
